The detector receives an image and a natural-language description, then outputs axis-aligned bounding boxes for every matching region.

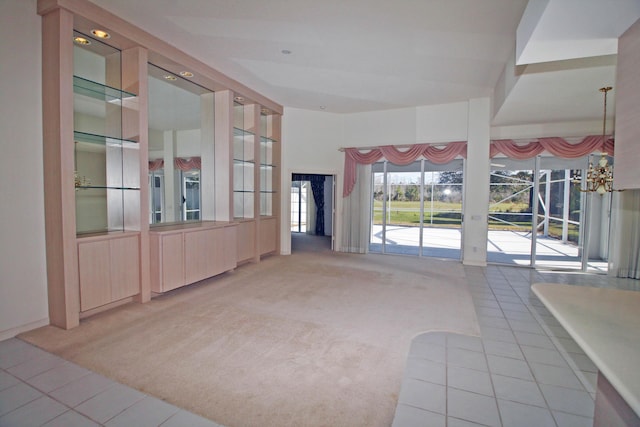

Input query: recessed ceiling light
[91,29,110,39]
[320,106,326,110]
[73,36,91,45]
[281,49,292,55]
[234,96,245,102]
[179,71,194,78]
[164,75,177,81]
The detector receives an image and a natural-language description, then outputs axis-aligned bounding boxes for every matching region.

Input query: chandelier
[573,86,615,194]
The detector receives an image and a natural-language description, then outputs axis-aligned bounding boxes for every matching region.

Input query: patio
[370,225,608,272]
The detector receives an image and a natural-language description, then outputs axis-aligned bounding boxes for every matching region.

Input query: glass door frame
[370,158,464,260]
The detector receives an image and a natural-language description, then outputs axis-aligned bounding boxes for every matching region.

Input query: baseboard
[462,260,487,267]
[0,317,49,342]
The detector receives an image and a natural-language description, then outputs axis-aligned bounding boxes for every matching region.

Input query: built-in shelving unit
[39,0,282,329]
[233,102,255,219]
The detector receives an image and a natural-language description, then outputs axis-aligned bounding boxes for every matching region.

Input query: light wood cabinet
[150,222,237,293]
[236,220,256,263]
[151,233,184,293]
[260,217,277,255]
[39,0,281,329]
[78,233,140,312]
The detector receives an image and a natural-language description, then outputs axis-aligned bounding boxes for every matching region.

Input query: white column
[462,98,491,266]
[200,92,215,220]
[163,130,176,221]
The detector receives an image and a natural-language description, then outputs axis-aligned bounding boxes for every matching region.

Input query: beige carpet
[20,249,480,427]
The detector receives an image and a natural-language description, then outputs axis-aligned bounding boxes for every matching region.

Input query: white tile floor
[2,264,638,427]
[392,264,640,427]
[0,338,223,427]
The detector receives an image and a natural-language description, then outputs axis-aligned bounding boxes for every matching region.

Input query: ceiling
[89,0,640,127]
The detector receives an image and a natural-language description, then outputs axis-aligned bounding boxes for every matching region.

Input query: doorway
[290,173,335,252]
[370,159,464,260]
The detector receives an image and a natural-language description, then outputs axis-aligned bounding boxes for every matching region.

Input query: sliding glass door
[487,155,610,272]
[370,159,463,260]
[487,158,536,265]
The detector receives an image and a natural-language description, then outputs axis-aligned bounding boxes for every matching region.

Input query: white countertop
[532,283,640,417]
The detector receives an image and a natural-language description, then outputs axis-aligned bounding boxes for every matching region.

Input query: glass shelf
[233,158,255,164]
[76,185,140,190]
[74,131,138,146]
[73,75,136,101]
[234,127,255,137]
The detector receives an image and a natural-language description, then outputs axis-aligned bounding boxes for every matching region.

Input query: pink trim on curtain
[343,142,468,197]
[342,136,614,197]
[490,135,614,160]
[148,159,164,171]
[174,157,202,171]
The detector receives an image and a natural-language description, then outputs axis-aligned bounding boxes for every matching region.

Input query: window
[182,170,200,221]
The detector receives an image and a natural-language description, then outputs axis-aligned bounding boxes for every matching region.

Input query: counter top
[532,283,640,417]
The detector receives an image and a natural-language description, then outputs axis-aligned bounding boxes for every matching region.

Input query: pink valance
[174,157,201,171]
[148,157,202,172]
[490,135,614,160]
[343,136,614,197]
[149,159,164,171]
[343,142,467,197]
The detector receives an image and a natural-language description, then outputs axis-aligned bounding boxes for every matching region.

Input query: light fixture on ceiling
[164,74,177,81]
[281,49,292,55]
[234,96,245,103]
[73,36,91,45]
[179,71,194,78]
[572,86,618,195]
[91,29,110,39]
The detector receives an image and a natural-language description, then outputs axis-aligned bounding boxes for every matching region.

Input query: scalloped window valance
[148,157,202,172]
[342,136,614,197]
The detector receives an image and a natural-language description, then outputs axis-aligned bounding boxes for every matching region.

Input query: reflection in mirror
[148,63,212,225]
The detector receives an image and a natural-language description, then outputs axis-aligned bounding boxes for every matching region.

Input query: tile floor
[0,338,223,426]
[1,264,638,427]
[393,264,640,427]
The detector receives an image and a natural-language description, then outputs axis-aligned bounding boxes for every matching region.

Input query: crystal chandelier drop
[573,86,616,195]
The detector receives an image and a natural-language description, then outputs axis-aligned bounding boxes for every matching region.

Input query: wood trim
[122,46,151,303]
[42,7,80,329]
[215,90,234,221]
[79,296,136,319]
[36,0,283,114]
[268,114,282,255]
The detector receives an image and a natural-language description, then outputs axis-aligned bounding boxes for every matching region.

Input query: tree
[404,185,419,201]
[438,171,463,184]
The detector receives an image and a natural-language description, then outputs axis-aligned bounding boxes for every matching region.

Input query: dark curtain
[293,174,326,236]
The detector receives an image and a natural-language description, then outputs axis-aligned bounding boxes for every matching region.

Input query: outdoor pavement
[370,226,608,272]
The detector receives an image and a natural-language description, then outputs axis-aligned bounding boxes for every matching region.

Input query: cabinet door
[236,221,256,262]
[78,240,111,311]
[223,226,238,271]
[260,217,277,255]
[185,229,215,284]
[110,235,139,301]
[161,234,185,292]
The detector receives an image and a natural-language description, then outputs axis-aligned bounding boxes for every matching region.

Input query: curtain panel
[292,174,326,236]
[342,136,614,197]
[609,189,640,279]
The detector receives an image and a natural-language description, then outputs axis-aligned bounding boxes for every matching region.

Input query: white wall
[281,102,482,257]
[0,0,50,339]
[280,108,343,254]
